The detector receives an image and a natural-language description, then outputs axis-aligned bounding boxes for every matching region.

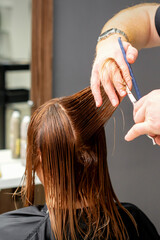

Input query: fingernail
[96,101,100,107]
[112,99,117,107]
[120,90,126,96]
[124,134,129,141]
[128,54,134,60]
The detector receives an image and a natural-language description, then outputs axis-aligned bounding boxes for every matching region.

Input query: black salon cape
[0,203,159,240]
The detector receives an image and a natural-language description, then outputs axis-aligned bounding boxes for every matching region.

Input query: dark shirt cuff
[155,6,160,37]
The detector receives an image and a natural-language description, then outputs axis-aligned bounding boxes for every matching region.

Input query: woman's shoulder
[0,205,52,240]
[119,202,160,240]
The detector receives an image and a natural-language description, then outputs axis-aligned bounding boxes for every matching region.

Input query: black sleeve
[155,6,160,37]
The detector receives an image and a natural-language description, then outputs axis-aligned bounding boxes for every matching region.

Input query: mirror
[0,0,31,151]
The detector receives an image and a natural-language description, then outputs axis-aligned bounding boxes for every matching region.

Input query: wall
[53,0,160,233]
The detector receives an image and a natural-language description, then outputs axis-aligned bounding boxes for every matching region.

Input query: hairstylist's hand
[125,90,160,145]
[90,35,138,107]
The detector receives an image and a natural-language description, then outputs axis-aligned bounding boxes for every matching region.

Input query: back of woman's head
[23,86,135,240]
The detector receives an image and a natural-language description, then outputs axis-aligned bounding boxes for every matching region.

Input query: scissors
[118,37,156,145]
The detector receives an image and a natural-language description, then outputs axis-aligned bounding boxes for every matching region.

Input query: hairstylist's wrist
[96,33,128,53]
[97,28,129,42]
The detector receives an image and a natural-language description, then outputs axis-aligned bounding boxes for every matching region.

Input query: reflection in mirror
[0,0,31,153]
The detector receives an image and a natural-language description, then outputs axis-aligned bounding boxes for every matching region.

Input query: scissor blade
[126,86,137,104]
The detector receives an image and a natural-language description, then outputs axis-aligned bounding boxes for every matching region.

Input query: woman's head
[23,86,134,239]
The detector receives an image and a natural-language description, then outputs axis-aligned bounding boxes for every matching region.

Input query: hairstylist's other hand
[90,35,138,107]
[125,90,160,145]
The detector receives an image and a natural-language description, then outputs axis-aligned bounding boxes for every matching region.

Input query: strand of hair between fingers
[100,58,127,88]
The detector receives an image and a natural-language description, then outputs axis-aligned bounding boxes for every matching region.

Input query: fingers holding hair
[91,63,102,107]
[100,58,129,106]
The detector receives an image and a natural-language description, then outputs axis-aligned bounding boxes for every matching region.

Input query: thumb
[126,45,138,64]
[125,122,148,141]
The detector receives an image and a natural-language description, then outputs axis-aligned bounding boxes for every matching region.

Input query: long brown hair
[23,86,136,239]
